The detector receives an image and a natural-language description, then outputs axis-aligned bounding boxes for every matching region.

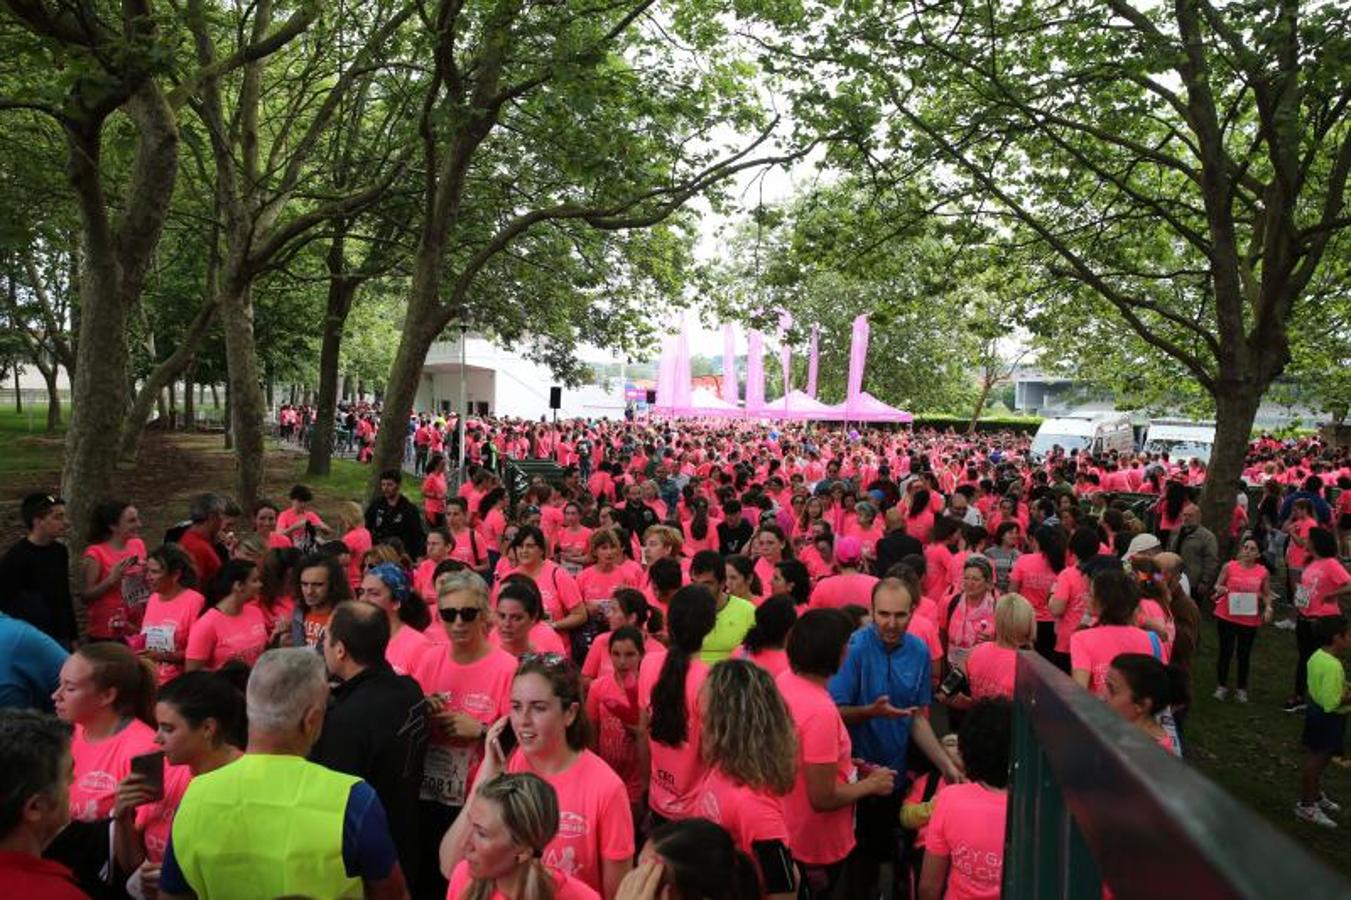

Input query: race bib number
[1227,592,1258,618]
[420,744,472,807]
[1293,585,1311,610]
[143,624,176,654]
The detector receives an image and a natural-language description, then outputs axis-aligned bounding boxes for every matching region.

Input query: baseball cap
[1124,533,1161,560]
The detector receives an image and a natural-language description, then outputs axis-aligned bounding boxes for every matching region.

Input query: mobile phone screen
[496,721,518,757]
[130,750,165,794]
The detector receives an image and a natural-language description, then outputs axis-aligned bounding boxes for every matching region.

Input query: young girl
[185,561,269,671]
[586,625,646,824]
[1104,652,1188,756]
[581,588,660,686]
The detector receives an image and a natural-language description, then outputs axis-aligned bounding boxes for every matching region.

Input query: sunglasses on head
[438,606,482,623]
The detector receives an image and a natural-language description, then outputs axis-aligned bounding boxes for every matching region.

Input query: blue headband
[369,562,411,603]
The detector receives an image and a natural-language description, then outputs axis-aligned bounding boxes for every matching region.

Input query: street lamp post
[456,322,468,484]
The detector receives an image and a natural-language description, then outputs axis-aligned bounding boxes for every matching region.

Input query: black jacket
[310,663,428,883]
[874,530,924,579]
[365,494,427,558]
[0,539,77,648]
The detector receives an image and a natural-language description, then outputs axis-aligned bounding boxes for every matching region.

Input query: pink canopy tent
[763,389,845,421]
[829,391,914,423]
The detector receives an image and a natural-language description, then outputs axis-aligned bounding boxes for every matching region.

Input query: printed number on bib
[1293,585,1311,610]
[420,744,472,807]
[143,624,176,654]
[1227,592,1259,618]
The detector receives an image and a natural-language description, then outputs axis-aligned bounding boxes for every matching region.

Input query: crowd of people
[2,415,1350,900]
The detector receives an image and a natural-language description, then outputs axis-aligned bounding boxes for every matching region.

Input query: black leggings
[1034,621,1060,666]
[1294,617,1320,699]
[1215,618,1257,690]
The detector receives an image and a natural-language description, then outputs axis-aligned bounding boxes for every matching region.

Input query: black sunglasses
[438,607,482,623]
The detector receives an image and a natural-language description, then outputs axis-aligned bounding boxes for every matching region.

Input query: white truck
[1030,413,1136,462]
[1142,420,1216,465]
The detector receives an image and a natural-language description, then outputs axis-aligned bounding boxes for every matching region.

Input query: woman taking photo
[112,671,244,895]
[185,560,270,671]
[441,772,601,899]
[473,654,635,898]
[359,562,433,681]
[640,585,718,825]
[694,660,798,899]
[82,499,148,641]
[137,544,205,686]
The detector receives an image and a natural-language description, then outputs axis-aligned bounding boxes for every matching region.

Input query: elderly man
[1156,552,1202,737]
[158,649,408,900]
[0,709,85,898]
[1168,504,1220,601]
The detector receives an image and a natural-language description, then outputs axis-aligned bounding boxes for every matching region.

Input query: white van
[1143,420,1216,465]
[1030,413,1136,461]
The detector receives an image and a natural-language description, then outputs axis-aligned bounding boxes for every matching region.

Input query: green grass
[1186,612,1351,878]
[275,443,423,506]
[0,405,65,481]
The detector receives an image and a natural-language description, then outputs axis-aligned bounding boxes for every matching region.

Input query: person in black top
[874,506,924,579]
[716,499,755,556]
[365,469,426,558]
[0,493,77,648]
[314,601,427,888]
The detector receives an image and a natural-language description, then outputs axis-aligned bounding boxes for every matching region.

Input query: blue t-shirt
[0,613,67,711]
[158,778,398,894]
[828,626,932,775]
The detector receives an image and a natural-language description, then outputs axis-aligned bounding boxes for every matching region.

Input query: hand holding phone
[129,750,165,796]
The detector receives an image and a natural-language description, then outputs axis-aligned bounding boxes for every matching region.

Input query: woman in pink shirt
[906,489,937,545]
[586,625,646,820]
[963,594,1035,702]
[1048,528,1102,672]
[639,585,717,824]
[422,453,448,527]
[1071,569,1160,699]
[251,500,292,549]
[336,501,372,591]
[556,502,594,575]
[498,526,587,648]
[1007,525,1066,658]
[1291,527,1351,710]
[81,499,148,641]
[778,609,894,893]
[185,560,270,671]
[582,588,658,686]
[1104,653,1187,756]
[112,670,244,891]
[750,525,792,602]
[918,700,1012,900]
[681,497,720,557]
[276,484,332,544]
[473,654,636,898]
[694,659,798,898]
[137,544,206,685]
[492,577,570,659]
[738,595,796,677]
[941,557,999,676]
[1210,533,1272,702]
[439,773,601,900]
[358,563,433,682]
[413,528,452,608]
[53,643,158,824]
[577,530,646,649]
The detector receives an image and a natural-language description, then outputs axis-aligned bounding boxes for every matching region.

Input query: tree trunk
[184,362,196,429]
[41,363,61,430]
[219,280,266,510]
[119,301,217,460]
[222,383,232,449]
[167,377,177,428]
[155,387,168,423]
[209,382,219,410]
[13,367,21,413]
[265,377,275,411]
[967,376,994,435]
[307,270,358,476]
[372,309,439,481]
[1197,386,1264,546]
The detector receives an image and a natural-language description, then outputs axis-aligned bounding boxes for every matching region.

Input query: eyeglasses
[438,607,482,623]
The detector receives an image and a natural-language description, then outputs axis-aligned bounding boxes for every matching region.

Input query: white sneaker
[1235,689,1249,704]
[1318,793,1341,814]
[1296,803,1338,828]
[1213,686,1229,701]
[1275,618,1297,631]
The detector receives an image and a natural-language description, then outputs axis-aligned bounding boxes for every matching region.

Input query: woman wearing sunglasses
[412,569,518,899]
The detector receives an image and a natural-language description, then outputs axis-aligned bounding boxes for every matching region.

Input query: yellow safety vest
[171,753,363,899]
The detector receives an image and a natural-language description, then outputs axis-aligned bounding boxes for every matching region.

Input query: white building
[415,333,628,421]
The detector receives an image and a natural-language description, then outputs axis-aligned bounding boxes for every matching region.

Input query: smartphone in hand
[130,750,166,796]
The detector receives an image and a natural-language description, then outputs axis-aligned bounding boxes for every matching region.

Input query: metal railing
[1005,651,1349,899]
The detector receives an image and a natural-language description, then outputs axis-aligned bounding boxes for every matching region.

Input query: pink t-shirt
[925,783,1008,900]
[448,527,488,568]
[1298,557,1351,618]
[445,860,599,900]
[487,621,568,657]
[576,564,644,617]
[945,594,997,670]
[923,544,957,598]
[1070,625,1158,698]
[387,624,433,684]
[139,588,206,685]
[810,573,880,610]
[1214,561,1267,627]
[82,538,149,639]
[1050,567,1091,654]
[413,558,442,605]
[556,527,593,562]
[185,603,269,670]
[342,527,373,590]
[776,670,855,865]
[964,642,1017,700]
[581,631,651,681]
[494,563,583,627]
[415,647,517,808]
[638,655,710,819]
[694,766,789,858]
[277,508,323,535]
[1286,518,1315,570]
[585,671,644,801]
[1009,553,1058,622]
[422,472,447,516]
[506,749,635,894]
[743,647,791,678]
[135,763,192,863]
[68,719,158,821]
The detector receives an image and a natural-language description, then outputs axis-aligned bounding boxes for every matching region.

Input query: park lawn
[278,444,423,510]
[0,406,65,485]
[1186,614,1351,878]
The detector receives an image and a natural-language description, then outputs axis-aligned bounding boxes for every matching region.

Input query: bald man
[875,507,924,577]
